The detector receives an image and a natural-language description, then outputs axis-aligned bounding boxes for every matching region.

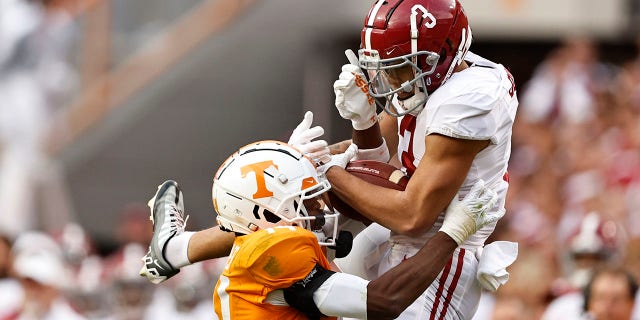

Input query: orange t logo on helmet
[241,161,277,199]
[241,161,319,200]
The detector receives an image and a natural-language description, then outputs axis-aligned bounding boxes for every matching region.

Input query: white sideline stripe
[218,275,231,319]
[365,0,385,50]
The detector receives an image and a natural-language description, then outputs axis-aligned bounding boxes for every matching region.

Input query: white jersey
[393,52,517,249]
[337,53,518,320]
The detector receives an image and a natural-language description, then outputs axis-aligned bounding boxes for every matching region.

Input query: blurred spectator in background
[116,203,154,248]
[0,234,21,319]
[561,213,625,290]
[582,266,638,320]
[505,31,640,320]
[105,243,155,320]
[99,203,216,320]
[102,243,219,320]
[472,214,555,320]
[97,203,156,318]
[55,223,96,268]
[0,234,12,281]
[6,231,84,319]
[491,296,536,320]
[542,212,627,320]
[54,223,115,319]
[101,203,156,319]
[519,36,615,125]
[617,34,640,112]
[495,31,640,320]
[144,263,220,320]
[623,237,640,319]
[66,255,114,320]
[0,0,78,238]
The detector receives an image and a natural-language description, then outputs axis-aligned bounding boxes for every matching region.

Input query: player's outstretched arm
[140,180,234,284]
[187,227,235,262]
[366,179,502,318]
[366,232,457,319]
[367,179,501,318]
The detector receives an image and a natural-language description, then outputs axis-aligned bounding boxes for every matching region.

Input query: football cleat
[139,180,188,284]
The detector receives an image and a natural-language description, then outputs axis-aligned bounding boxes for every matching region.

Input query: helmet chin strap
[380,60,429,117]
[395,90,426,116]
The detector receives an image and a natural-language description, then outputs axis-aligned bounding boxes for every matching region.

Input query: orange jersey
[213,226,332,319]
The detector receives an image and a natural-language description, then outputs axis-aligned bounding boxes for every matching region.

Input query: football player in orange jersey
[141,139,503,319]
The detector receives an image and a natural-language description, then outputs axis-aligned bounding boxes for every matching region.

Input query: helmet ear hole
[263,209,281,224]
[438,48,447,65]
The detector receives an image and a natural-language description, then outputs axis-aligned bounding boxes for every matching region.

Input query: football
[326,160,408,225]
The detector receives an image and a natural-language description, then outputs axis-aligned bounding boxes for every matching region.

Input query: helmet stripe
[365,28,373,50]
[367,0,385,25]
[364,0,386,50]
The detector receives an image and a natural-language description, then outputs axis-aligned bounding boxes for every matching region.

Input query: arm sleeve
[283,263,336,320]
[313,272,369,319]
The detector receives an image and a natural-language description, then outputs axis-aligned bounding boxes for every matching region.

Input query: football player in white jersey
[327,0,519,319]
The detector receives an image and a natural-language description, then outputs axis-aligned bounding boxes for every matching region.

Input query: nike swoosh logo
[386,47,397,56]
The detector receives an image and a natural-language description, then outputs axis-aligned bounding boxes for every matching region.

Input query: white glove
[317,144,358,175]
[333,50,377,131]
[440,180,504,245]
[287,111,331,164]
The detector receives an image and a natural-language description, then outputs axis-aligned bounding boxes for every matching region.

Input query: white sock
[165,231,194,268]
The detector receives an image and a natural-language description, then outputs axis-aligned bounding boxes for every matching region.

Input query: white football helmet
[212,140,338,246]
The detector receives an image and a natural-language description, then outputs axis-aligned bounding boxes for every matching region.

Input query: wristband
[354,138,390,162]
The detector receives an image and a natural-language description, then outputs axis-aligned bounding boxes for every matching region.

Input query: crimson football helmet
[359,0,472,116]
[562,212,626,288]
[569,212,622,259]
[212,141,339,246]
